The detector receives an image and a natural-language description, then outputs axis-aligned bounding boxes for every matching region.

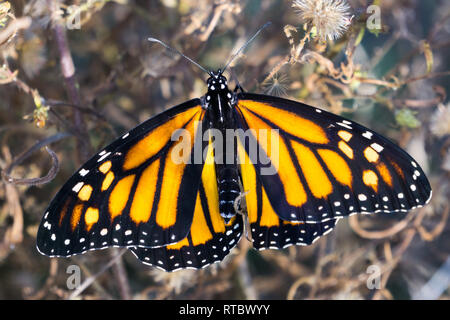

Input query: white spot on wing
[358,194,367,201]
[371,143,384,152]
[337,122,352,130]
[72,182,84,193]
[97,152,111,163]
[362,131,373,139]
[79,168,89,176]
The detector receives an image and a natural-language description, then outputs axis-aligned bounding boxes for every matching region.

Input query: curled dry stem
[2,132,70,186]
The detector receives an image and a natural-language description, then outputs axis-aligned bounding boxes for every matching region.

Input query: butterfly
[37,32,432,272]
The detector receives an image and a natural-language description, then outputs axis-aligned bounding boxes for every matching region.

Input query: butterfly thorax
[204,71,240,223]
[204,71,234,128]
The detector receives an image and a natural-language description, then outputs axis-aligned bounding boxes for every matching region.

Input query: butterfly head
[206,70,229,93]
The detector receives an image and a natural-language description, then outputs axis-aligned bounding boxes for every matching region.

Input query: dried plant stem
[68,249,128,300]
[2,132,70,186]
[349,212,415,239]
[287,276,315,300]
[1,145,23,246]
[0,16,32,45]
[237,254,257,299]
[110,248,132,300]
[25,260,58,300]
[415,204,449,241]
[47,1,130,299]
[264,25,311,83]
[198,3,230,42]
[48,0,90,164]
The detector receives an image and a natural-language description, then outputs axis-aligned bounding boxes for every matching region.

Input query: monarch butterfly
[37,26,431,272]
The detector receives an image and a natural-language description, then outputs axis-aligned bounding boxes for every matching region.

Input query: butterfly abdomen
[217,166,241,222]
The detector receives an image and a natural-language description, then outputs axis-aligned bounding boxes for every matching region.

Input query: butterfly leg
[234,84,245,94]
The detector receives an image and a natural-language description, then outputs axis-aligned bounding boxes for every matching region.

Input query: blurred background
[0,0,449,300]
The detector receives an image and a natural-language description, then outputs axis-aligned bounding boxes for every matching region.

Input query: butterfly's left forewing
[37,99,206,257]
[234,93,432,228]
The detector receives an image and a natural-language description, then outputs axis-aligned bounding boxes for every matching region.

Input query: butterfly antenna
[222,21,272,73]
[148,37,210,75]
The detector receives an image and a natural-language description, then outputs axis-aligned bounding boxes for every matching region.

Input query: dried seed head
[292,0,352,41]
[430,102,450,137]
[262,73,289,97]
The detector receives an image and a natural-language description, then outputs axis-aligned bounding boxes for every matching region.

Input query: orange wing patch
[362,170,379,192]
[238,139,287,228]
[239,100,329,144]
[84,207,99,231]
[190,194,214,246]
[318,149,353,188]
[338,141,354,159]
[155,114,202,229]
[338,130,352,142]
[364,146,379,163]
[129,159,160,224]
[70,204,84,231]
[101,171,115,191]
[237,140,258,224]
[109,174,135,221]
[166,237,189,250]
[160,144,228,250]
[58,198,71,226]
[390,159,405,179]
[259,188,279,227]
[123,107,201,171]
[292,141,332,199]
[202,136,225,234]
[239,107,307,207]
[78,184,93,201]
[99,161,112,174]
[377,162,393,187]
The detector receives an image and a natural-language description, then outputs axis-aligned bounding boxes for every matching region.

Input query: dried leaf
[395,108,420,128]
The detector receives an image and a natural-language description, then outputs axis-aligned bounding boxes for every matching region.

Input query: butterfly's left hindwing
[131,138,244,271]
[37,99,206,257]
[237,138,338,249]
[235,93,432,226]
